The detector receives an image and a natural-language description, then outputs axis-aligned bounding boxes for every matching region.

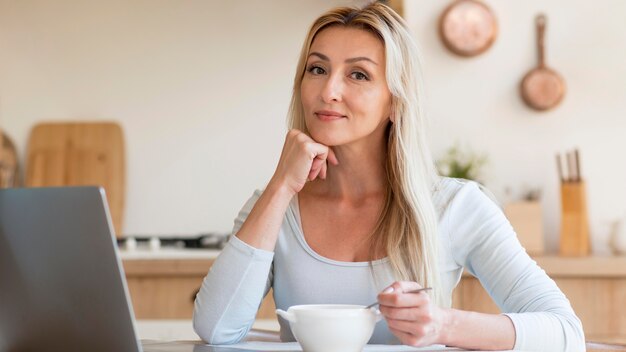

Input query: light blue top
[193,177,585,351]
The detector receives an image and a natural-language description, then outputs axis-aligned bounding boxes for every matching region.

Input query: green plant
[436,143,488,182]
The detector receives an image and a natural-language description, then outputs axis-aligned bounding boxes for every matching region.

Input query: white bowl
[276,304,381,352]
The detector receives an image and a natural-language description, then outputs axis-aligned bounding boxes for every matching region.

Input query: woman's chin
[308,131,346,147]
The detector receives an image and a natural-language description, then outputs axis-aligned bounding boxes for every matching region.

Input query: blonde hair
[288,3,443,306]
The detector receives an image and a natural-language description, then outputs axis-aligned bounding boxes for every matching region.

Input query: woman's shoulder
[432,177,502,217]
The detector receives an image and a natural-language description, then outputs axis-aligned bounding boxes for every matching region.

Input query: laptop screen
[0,187,141,352]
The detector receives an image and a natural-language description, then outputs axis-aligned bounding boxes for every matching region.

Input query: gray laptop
[0,187,267,352]
[0,187,142,352]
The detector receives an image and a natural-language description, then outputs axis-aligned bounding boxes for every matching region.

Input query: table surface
[140,340,626,352]
[136,320,626,351]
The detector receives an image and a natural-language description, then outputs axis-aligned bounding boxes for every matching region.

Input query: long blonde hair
[288,3,443,306]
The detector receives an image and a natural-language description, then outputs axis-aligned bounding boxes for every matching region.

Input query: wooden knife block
[559,181,590,256]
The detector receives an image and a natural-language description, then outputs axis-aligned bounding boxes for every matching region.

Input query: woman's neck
[305,139,388,203]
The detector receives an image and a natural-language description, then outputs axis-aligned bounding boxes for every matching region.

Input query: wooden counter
[123,255,626,344]
[122,259,277,321]
[456,256,626,345]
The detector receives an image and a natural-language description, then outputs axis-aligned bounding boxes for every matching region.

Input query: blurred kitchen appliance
[118,233,230,250]
[521,14,566,111]
[25,122,126,237]
[439,0,498,57]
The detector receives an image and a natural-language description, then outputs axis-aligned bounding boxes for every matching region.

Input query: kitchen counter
[136,319,279,341]
[122,253,626,343]
[460,255,626,277]
[120,247,221,260]
[120,246,626,277]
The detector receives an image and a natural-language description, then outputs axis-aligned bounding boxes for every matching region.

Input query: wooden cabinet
[122,259,277,320]
[452,256,626,344]
[123,256,626,343]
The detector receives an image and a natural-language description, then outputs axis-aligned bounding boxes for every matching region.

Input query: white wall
[405,0,626,253]
[1,1,624,253]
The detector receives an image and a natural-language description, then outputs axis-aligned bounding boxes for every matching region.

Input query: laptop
[0,187,275,352]
[0,186,143,351]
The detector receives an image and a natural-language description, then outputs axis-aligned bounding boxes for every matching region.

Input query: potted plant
[436,142,488,183]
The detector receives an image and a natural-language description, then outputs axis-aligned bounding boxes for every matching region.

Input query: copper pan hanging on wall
[520,14,566,111]
[439,0,498,57]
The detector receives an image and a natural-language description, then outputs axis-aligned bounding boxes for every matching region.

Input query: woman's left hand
[377,281,449,347]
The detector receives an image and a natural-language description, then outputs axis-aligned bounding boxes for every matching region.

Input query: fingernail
[383,286,394,293]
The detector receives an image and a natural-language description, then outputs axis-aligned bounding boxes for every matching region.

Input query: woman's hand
[269,129,338,196]
[378,281,449,347]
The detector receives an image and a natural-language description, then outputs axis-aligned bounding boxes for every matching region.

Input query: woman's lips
[315,111,346,121]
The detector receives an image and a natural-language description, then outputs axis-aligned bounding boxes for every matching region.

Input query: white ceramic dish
[276,304,382,352]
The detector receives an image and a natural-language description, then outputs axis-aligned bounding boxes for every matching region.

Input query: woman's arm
[193,192,275,344]
[378,181,584,351]
[378,281,515,350]
[449,181,584,351]
[193,130,337,344]
[443,309,515,350]
[237,129,337,251]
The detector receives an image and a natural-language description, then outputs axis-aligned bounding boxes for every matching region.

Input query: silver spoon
[365,287,433,309]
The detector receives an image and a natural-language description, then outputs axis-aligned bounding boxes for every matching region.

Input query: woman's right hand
[269,129,339,196]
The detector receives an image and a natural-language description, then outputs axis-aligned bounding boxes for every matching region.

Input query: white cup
[276,304,382,352]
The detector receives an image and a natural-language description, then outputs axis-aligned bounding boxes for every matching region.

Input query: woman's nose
[321,74,343,103]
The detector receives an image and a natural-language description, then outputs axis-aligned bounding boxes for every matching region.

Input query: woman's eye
[350,71,369,81]
[308,65,326,75]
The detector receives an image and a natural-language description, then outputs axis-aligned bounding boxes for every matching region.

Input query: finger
[378,282,428,307]
[387,318,431,337]
[310,157,325,173]
[391,281,424,292]
[379,305,433,322]
[309,157,325,180]
[388,326,428,348]
[327,147,339,165]
[309,167,321,181]
[306,142,330,161]
[379,294,429,309]
[320,160,328,179]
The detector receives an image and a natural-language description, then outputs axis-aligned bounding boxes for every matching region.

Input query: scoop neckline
[287,193,390,267]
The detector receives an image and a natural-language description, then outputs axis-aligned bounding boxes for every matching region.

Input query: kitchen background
[1,0,625,254]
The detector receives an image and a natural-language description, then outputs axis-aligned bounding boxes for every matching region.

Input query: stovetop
[117,233,229,250]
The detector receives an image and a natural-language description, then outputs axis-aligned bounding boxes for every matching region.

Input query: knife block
[559,181,591,256]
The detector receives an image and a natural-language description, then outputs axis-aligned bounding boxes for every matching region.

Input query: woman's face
[300,26,392,147]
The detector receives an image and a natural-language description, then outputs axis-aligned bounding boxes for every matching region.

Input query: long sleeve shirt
[193,177,585,351]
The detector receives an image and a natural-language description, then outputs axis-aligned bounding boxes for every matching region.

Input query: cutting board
[25,122,125,237]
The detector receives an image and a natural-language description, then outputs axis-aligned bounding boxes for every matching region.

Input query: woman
[193,3,584,351]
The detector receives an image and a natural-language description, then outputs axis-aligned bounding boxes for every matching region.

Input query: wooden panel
[454,277,499,314]
[257,289,277,320]
[534,256,626,277]
[124,259,214,276]
[25,122,125,236]
[123,259,277,320]
[454,275,626,344]
[557,279,626,338]
[127,276,201,319]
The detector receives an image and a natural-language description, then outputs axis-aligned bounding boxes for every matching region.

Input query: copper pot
[439,0,498,57]
[520,14,566,111]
